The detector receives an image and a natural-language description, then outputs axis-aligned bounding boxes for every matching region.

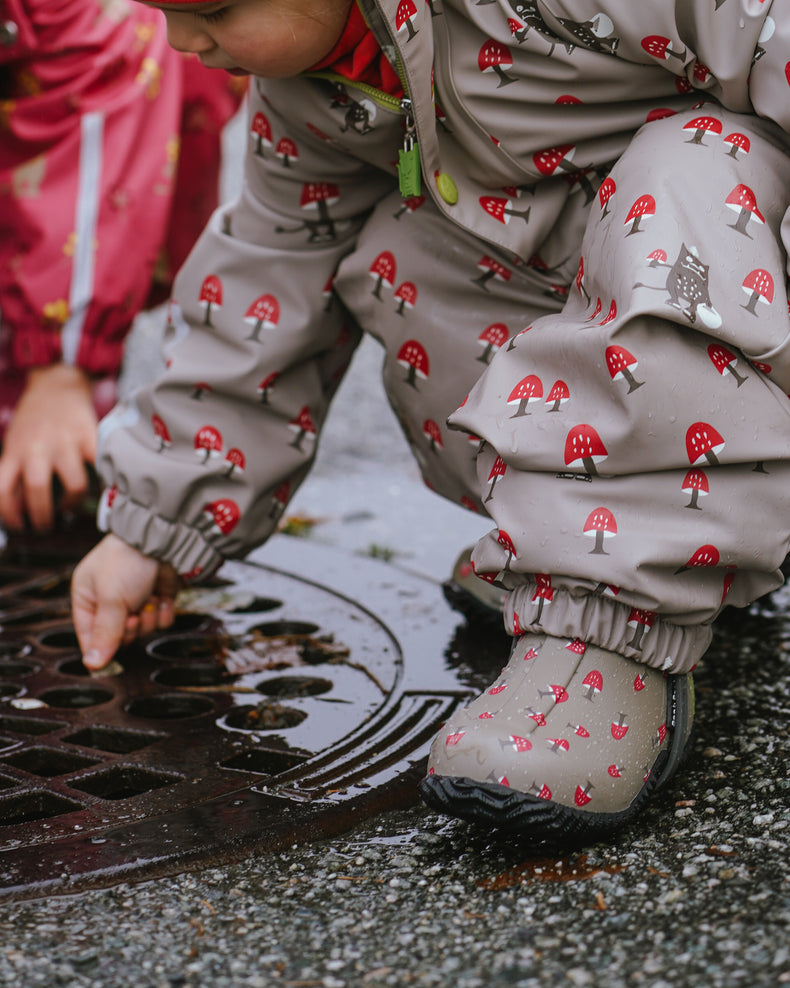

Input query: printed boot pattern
[427,633,681,815]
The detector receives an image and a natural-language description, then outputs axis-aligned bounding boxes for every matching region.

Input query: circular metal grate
[0,523,496,901]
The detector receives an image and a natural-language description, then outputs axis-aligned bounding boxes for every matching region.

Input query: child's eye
[196,7,227,23]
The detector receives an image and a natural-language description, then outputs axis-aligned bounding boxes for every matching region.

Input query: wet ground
[2,117,789,986]
[0,321,787,986]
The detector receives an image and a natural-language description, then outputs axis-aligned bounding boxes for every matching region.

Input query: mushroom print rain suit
[0,0,243,432]
[98,0,790,679]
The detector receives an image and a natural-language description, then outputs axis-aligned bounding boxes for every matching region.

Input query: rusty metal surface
[0,522,501,902]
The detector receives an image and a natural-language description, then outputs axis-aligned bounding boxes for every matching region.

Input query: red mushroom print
[288,405,317,451]
[244,293,280,343]
[725,185,765,237]
[270,480,290,519]
[723,133,750,159]
[624,194,655,235]
[741,269,774,316]
[396,339,429,388]
[545,380,570,412]
[485,456,506,503]
[531,573,554,623]
[581,669,603,700]
[198,275,223,326]
[497,529,516,571]
[194,424,223,463]
[471,255,513,291]
[606,345,644,393]
[257,371,280,404]
[686,422,725,466]
[477,323,510,363]
[587,297,602,322]
[564,424,608,475]
[675,543,720,574]
[599,299,617,326]
[574,782,594,807]
[479,195,531,225]
[647,248,667,267]
[250,111,272,156]
[681,468,709,509]
[583,507,617,554]
[369,251,397,299]
[395,0,419,40]
[507,374,543,417]
[611,714,629,740]
[533,144,576,177]
[682,115,722,145]
[507,735,532,753]
[275,136,298,167]
[202,498,241,537]
[566,639,586,656]
[707,343,747,387]
[300,182,340,238]
[478,39,517,87]
[151,413,171,452]
[393,281,417,315]
[422,419,443,453]
[225,447,245,478]
[626,608,655,650]
[190,382,212,400]
[393,194,426,220]
[640,35,687,63]
[692,61,712,85]
[598,176,616,218]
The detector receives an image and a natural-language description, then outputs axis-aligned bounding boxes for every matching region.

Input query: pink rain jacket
[0,0,243,429]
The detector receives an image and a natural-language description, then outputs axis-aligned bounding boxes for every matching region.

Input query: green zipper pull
[397,98,421,199]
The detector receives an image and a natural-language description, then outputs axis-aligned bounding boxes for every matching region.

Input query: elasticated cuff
[506,581,712,674]
[101,492,225,583]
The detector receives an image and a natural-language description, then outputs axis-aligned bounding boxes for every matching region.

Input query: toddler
[72,0,790,841]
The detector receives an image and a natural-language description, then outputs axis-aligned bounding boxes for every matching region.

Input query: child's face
[145,0,353,77]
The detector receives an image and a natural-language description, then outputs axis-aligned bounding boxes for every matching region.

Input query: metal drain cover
[0,524,498,901]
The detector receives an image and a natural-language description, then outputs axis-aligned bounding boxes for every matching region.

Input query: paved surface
[3,115,790,986]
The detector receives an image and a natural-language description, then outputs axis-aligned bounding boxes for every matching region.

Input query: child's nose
[163,12,214,55]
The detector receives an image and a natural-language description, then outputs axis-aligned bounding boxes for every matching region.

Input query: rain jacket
[0,0,242,431]
[96,0,789,587]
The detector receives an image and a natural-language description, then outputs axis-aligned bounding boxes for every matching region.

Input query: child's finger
[81,597,129,670]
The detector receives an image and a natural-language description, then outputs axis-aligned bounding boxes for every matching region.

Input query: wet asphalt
[3,116,789,986]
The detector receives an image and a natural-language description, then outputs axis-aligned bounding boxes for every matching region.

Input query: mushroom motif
[724,184,764,237]
[605,345,644,392]
[194,425,223,463]
[545,380,570,412]
[151,414,171,451]
[244,293,280,343]
[682,115,722,145]
[288,406,317,451]
[707,343,747,387]
[477,39,517,87]
[564,424,608,475]
[396,339,430,388]
[681,468,709,509]
[686,422,724,466]
[583,507,617,554]
[507,374,543,416]
[598,177,616,218]
[198,274,223,326]
[471,255,513,291]
[369,251,396,299]
[624,194,655,235]
[741,269,774,316]
[393,281,418,315]
[485,456,506,502]
[477,323,510,363]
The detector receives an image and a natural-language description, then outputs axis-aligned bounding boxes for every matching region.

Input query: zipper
[305,27,422,200]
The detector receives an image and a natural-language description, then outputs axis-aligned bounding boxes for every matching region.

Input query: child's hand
[71,534,182,671]
[0,364,97,531]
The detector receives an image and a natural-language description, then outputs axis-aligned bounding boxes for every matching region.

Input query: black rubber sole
[441,579,503,633]
[419,677,695,842]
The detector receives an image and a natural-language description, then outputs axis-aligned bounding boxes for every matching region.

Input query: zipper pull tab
[397,98,421,199]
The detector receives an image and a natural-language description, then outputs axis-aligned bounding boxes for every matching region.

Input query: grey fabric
[95,0,790,666]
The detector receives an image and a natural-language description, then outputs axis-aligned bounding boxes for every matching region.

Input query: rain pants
[96,0,790,673]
